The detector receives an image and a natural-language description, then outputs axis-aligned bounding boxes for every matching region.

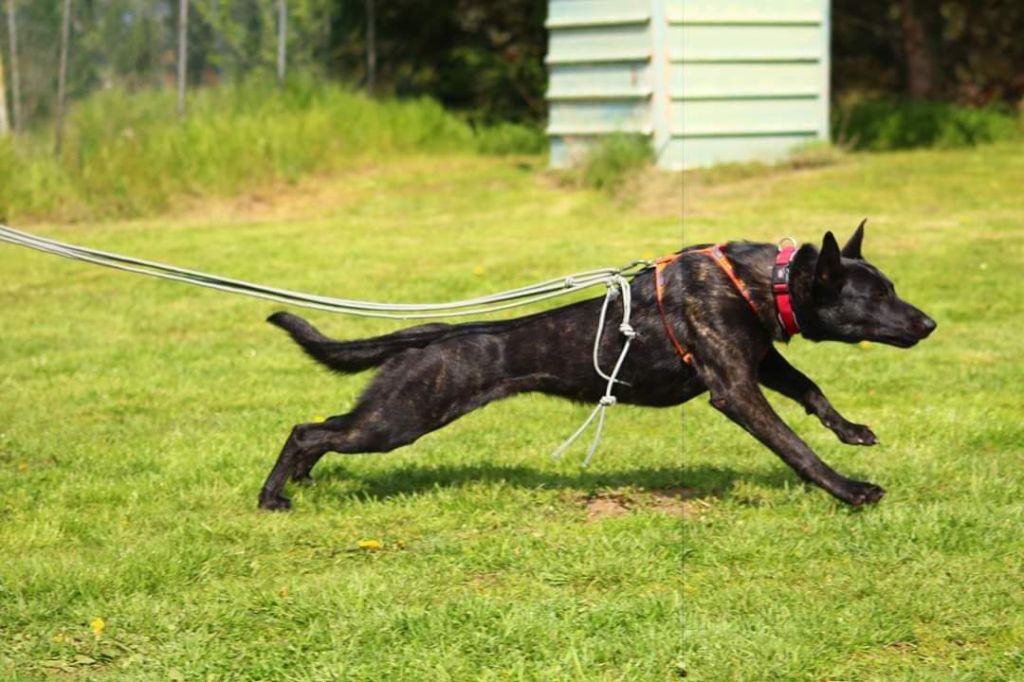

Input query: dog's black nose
[920,317,937,336]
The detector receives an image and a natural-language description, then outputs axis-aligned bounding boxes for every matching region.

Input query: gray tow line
[0,223,653,464]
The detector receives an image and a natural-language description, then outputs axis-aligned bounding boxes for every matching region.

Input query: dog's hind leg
[258,421,322,511]
[259,340,523,510]
[291,413,347,485]
[258,413,399,511]
[284,409,412,488]
[757,348,877,446]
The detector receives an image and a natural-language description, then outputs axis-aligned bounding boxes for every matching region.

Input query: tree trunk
[901,0,938,99]
[5,0,19,132]
[177,0,188,117]
[366,0,376,95]
[277,0,287,88]
[211,0,223,80]
[54,0,72,155]
[0,46,9,136]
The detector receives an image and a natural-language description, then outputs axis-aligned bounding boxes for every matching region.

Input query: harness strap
[654,254,693,365]
[655,244,764,367]
[699,245,761,318]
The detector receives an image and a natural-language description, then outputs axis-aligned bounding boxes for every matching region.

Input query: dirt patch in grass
[574,487,705,522]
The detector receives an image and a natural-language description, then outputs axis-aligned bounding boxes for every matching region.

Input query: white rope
[0,223,650,465]
[0,224,650,320]
[591,274,635,386]
[551,274,637,466]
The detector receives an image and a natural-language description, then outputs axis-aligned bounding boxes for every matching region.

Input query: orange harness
[654,244,760,366]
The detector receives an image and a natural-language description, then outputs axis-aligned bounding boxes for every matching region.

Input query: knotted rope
[550,273,637,466]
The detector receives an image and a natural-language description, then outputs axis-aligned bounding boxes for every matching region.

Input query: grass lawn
[1,145,1022,680]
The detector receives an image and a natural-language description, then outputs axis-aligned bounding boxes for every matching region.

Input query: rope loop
[0,224,642,321]
[554,271,637,465]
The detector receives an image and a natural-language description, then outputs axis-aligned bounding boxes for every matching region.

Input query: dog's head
[795,221,936,348]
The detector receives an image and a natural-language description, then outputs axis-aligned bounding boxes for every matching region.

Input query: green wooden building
[546,0,831,170]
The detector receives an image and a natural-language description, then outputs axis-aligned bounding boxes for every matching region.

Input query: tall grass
[0,78,543,222]
[833,97,1022,151]
[578,133,654,192]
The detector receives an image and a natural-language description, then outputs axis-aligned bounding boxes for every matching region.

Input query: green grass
[0,79,545,223]
[578,133,655,192]
[1,143,1023,679]
[834,97,1022,151]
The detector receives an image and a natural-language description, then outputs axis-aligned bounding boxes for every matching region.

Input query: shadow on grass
[302,460,799,505]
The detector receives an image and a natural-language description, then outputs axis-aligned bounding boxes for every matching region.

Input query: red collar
[771,244,801,338]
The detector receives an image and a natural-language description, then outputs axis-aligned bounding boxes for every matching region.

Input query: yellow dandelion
[472,265,485,275]
[357,539,383,551]
[858,340,873,350]
[311,415,327,423]
[90,617,105,637]
[16,463,28,473]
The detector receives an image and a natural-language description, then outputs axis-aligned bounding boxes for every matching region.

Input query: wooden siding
[546,0,654,167]
[546,0,831,170]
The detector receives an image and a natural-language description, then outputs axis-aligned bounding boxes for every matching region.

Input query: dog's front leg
[698,359,884,506]
[758,348,877,446]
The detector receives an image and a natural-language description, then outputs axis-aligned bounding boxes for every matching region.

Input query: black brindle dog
[258,223,935,511]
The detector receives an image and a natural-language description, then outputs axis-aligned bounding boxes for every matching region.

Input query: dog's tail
[267,311,455,374]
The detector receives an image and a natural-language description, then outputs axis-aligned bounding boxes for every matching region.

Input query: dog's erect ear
[841,218,867,260]
[816,231,847,288]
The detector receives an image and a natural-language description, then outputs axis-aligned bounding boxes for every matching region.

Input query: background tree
[54,0,72,153]
[0,41,8,135]
[0,1,1021,135]
[3,0,17,133]
[833,0,1024,106]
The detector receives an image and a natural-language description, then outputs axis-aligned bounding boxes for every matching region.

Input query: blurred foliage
[1,1,1021,146]
[0,77,545,221]
[0,0,545,130]
[326,0,547,124]
[578,133,653,193]
[833,0,1024,106]
[473,121,547,156]
[834,98,1021,151]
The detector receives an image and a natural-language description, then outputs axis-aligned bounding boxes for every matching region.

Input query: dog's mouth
[869,320,935,348]
[874,335,920,348]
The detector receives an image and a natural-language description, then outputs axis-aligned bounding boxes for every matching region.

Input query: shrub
[833,98,1021,151]
[474,122,547,155]
[580,133,653,192]
[1,78,557,222]
[0,137,80,220]
[1,78,486,221]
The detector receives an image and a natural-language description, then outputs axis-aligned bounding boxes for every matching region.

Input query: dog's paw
[835,422,878,446]
[258,493,293,511]
[840,480,885,507]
